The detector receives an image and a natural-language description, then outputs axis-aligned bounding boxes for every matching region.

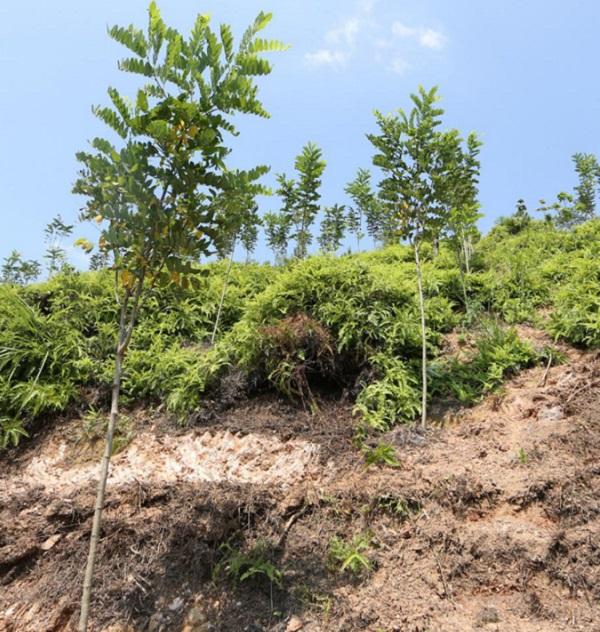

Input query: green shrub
[363,442,401,468]
[329,532,373,574]
[430,322,539,404]
[353,355,421,431]
[216,540,283,588]
[4,218,600,447]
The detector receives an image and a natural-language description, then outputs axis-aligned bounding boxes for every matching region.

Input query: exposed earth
[1,330,599,631]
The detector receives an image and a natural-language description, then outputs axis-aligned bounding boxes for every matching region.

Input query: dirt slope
[1,333,599,632]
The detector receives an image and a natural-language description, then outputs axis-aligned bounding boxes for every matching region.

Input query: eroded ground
[1,334,599,632]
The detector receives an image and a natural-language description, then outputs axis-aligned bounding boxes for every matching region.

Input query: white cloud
[325,17,360,46]
[389,58,409,75]
[304,49,349,67]
[306,4,447,72]
[419,28,446,50]
[391,21,447,50]
[391,21,417,38]
[357,0,377,15]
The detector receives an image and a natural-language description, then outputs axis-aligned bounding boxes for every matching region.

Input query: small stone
[187,606,209,625]
[168,597,184,612]
[41,533,62,550]
[286,615,304,632]
[538,406,563,422]
[147,613,163,632]
[475,606,500,627]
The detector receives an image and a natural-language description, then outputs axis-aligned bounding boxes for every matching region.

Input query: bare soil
[1,333,599,632]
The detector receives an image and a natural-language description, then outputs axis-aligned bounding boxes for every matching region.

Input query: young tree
[367,85,454,428]
[73,5,286,629]
[89,250,110,271]
[345,168,381,249]
[240,204,261,261]
[264,210,290,262]
[441,131,483,306]
[318,204,347,253]
[210,189,262,344]
[573,152,600,219]
[263,173,296,262]
[44,214,74,277]
[0,250,41,285]
[538,152,600,229]
[290,142,326,258]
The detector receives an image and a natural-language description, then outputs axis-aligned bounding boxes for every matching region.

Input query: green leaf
[118,57,155,78]
[247,38,288,53]
[220,24,234,62]
[92,106,128,139]
[108,24,148,57]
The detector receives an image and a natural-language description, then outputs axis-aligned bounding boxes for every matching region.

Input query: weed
[329,532,373,574]
[363,442,401,468]
[216,540,283,588]
[292,585,333,620]
[518,447,528,464]
[374,494,421,519]
[77,408,134,455]
[430,321,540,404]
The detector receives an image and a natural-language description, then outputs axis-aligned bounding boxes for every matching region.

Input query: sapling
[368,86,454,427]
[73,4,286,628]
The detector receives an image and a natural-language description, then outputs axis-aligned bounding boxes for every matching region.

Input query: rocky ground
[1,330,599,631]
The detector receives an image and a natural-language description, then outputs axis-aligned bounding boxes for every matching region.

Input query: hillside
[1,220,600,631]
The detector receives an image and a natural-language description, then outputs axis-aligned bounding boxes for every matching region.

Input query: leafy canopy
[73,2,288,290]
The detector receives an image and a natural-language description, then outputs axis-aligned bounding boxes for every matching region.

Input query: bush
[3,218,600,447]
[430,322,540,404]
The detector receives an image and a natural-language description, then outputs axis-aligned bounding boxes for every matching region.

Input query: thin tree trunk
[211,242,236,345]
[79,280,143,631]
[414,242,428,428]
[461,232,471,275]
[79,303,127,631]
[458,260,469,311]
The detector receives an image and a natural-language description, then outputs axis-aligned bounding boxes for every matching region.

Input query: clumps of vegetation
[4,218,600,448]
[260,314,335,406]
[0,285,92,444]
[354,354,421,431]
[215,540,283,588]
[362,442,401,468]
[328,532,374,575]
[77,408,134,455]
[430,321,541,404]
[373,494,421,520]
[517,447,529,465]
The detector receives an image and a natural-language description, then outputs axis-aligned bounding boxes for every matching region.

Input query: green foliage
[78,408,134,454]
[75,3,286,299]
[430,322,539,404]
[539,153,600,229]
[4,216,600,448]
[1,251,41,286]
[345,168,380,247]
[517,447,528,465]
[319,204,347,253]
[363,442,401,468]
[374,494,420,519]
[0,284,91,447]
[354,355,421,431]
[329,532,373,574]
[216,540,283,588]
[273,143,327,259]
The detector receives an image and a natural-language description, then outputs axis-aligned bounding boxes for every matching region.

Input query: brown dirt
[1,334,600,632]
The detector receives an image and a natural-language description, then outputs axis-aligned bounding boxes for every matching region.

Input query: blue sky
[1,0,599,265]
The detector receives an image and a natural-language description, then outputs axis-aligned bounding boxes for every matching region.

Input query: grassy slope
[1,218,600,447]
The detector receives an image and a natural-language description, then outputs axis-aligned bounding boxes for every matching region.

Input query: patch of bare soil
[1,338,600,632]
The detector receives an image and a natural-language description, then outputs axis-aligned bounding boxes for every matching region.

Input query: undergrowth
[2,218,600,447]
